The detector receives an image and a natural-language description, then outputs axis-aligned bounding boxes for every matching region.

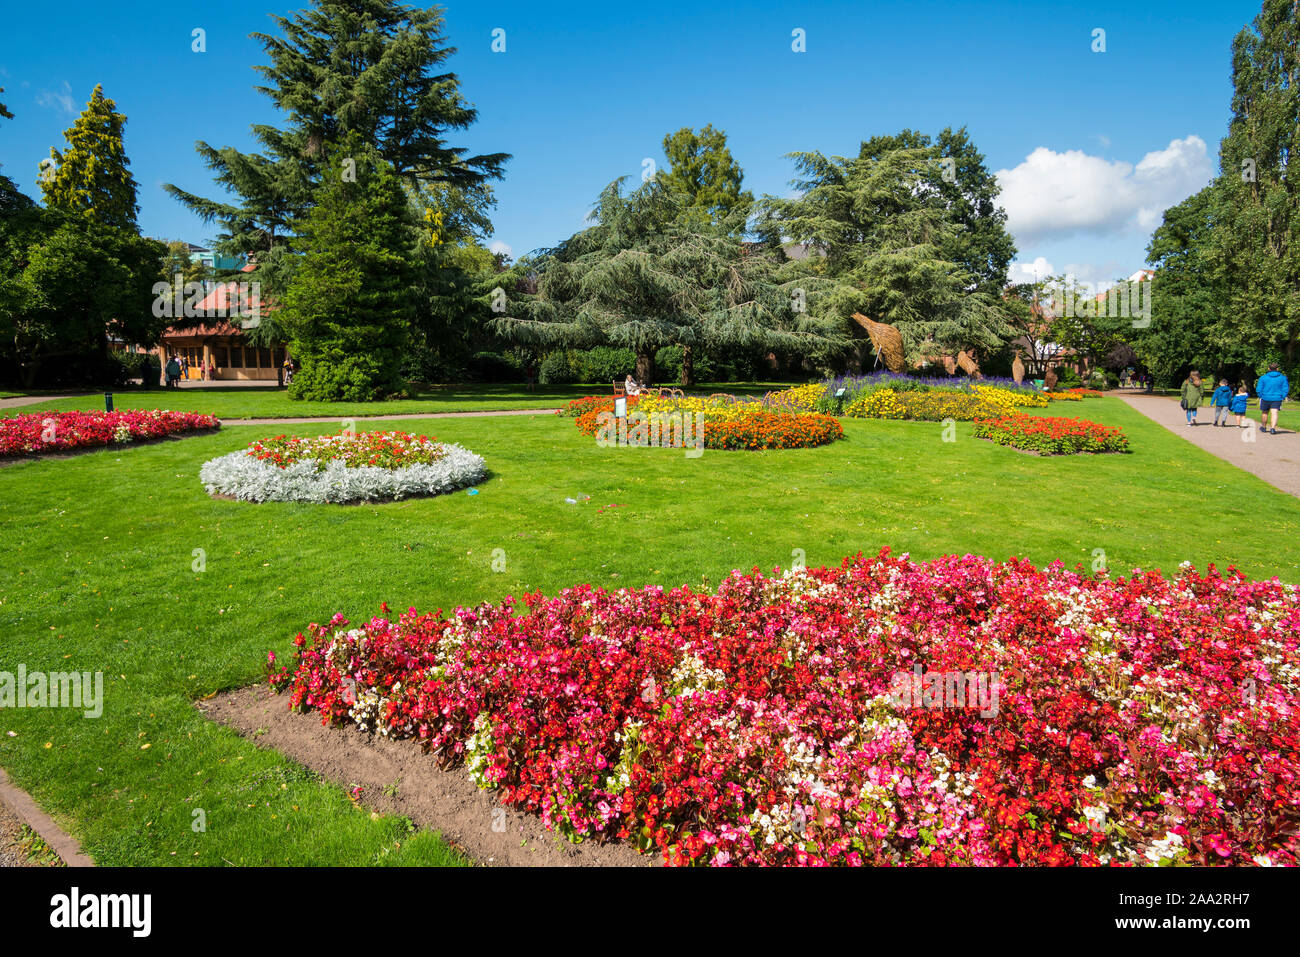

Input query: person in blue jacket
[1210,379,1233,426]
[1255,363,1290,435]
[1231,382,1250,428]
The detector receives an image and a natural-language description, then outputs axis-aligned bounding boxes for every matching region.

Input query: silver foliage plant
[199,443,487,504]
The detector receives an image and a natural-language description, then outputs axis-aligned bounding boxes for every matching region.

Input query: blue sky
[0,0,1262,290]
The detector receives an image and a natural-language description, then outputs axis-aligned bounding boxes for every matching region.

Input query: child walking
[1180,370,1204,425]
[1211,379,1233,426]
[1231,382,1250,427]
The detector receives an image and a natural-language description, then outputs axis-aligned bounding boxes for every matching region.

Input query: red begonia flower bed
[268,550,1300,866]
[0,409,220,458]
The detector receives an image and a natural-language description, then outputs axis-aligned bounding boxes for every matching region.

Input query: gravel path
[218,408,560,427]
[1115,393,1300,498]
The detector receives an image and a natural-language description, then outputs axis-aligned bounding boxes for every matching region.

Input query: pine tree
[164,0,506,292]
[279,139,419,401]
[39,85,139,229]
[659,125,753,232]
[494,179,839,387]
[759,145,1013,367]
[856,128,1016,296]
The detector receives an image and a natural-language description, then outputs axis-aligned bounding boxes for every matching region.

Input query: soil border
[198,684,652,867]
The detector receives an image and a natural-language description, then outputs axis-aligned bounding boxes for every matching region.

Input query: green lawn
[2,381,792,420]
[2,396,1299,866]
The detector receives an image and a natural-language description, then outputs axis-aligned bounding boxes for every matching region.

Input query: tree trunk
[680,345,694,388]
[636,350,653,386]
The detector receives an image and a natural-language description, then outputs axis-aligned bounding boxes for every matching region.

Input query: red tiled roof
[160,320,245,339]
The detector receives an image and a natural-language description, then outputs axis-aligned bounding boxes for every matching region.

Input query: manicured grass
[2,396,1298,866]
[3,381,792,421]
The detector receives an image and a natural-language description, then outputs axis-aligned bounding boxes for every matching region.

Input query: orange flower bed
[702,409,843,450]
[571,400,842,450]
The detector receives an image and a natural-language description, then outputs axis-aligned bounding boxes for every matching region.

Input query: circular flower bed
[566,393,842,450]
[200,430,486,503]
[269,549,1300,866]
[0,409,219,458]
[973,414,1129,455]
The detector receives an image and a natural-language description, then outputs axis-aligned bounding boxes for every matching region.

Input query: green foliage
[856,127,1015,295]
[538,350,577,384]
[39,85,140,230]
[494,178,840,386]
[757,143,1015,366]
[281,142,418,401]
[159,239,213,287]
[1136,2,1299,385]
[1139,185,1236,384]
[655,344,715,382]
[1213,0,1300,370]
[164,0,506,315]
[575,346,635,382]
[658,124,752,231]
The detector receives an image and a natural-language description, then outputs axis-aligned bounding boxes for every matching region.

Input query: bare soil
[198,684,653,867]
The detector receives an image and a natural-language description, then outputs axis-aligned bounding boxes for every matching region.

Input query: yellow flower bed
[636,394,757,423]
[974,385,1049,410]
[766,383,827,412]
[844,389,906,419]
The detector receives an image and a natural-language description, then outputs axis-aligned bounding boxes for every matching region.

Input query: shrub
[109,351,161,387]
[288,353,406,402]
[972,414,1129,455]
[538,351,577,385]
[465,351,524,383]
[575,347,636,383]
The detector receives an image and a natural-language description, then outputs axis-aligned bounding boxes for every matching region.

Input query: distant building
[156,265,287,382]
[186,243,245,276]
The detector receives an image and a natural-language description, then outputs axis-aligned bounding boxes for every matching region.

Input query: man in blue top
[1255,363,1290,435]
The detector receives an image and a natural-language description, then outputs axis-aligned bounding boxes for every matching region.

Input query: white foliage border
[199,443,487,504]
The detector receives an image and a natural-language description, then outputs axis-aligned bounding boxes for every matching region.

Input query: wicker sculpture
[1011,353,1025,384]
[1044,367,1058,391]
[956,350,981,378]
[852,313,905,373]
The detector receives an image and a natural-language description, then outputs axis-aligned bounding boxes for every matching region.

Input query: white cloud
[996,136,1212,243]
[489,240,513,260]
[1007,257,1130,292]
[36,81,75,115]
[1007,256,1055,286]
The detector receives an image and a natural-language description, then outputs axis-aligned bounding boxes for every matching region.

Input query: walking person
[165,354,181,389]
[1179,370,1204,426]
[1255,362,1290,435]
[1211,378,1233,426]
[1231,382,1250,428]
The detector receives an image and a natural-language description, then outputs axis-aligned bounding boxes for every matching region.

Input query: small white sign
[614,397,627,417]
